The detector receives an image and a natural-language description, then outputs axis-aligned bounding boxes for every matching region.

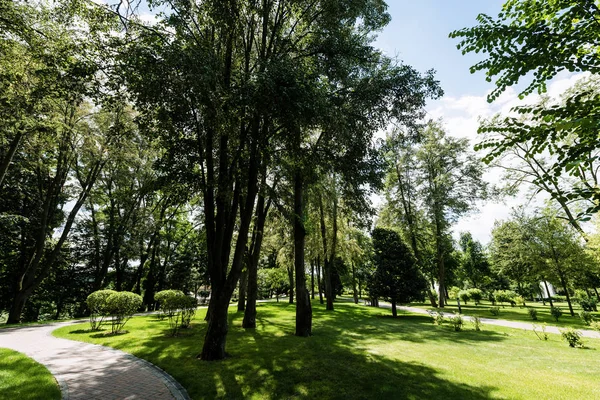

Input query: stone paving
[0,321,190,400]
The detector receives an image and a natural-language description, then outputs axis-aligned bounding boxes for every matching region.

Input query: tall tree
[416,122,488,307]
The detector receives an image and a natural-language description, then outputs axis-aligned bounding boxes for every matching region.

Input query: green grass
[54,301,599,399]
[408,299,600,329]
[0,348,61,400]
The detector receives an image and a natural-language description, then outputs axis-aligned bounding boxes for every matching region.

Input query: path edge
[47,322,190,400]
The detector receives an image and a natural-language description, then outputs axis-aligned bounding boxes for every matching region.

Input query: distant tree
[458,232,491,289]
[368,228,427,317]
[489,217,538,297]
[417,122,488,307]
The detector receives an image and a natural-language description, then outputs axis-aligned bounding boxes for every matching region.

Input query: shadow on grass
[54,301,501,399]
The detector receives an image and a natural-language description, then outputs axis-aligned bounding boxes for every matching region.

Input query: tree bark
[391,300,397,317]
[558,273,575,316]
[316,256,323,304]
[311,260,315,299]
[294,169,311,337]
[200,293,231,360]
[0,130,24,189]
[237,268,248,312]
[542,279,554,307]
[352,262,358,304]
[243,192,270,329]
[287,265,294,304]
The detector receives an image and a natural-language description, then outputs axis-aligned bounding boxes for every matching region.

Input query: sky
[371,0,583,245]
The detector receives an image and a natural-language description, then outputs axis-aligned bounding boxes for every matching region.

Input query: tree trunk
[316,256,323,304]
[243,193,270,329]
[543,279,554,307]
[6,290,30,324]
[0,130,24,189]
[318,194,335,311]
[200,293,230,360]
[311,261,315,299]
[294,169,311,337]
[558,273,575,316]
[594,287,600,302]
[434,216,446,308]
[287,266,294,303]
[391,300,397,317]
[237,268,248,312]
[352,262,358,304]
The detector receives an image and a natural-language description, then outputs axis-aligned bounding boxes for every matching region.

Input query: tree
[489,217,539,297]
[458,232,490,290]
[451,0,600,217]
[368,228,426,317]
[528,211,587,316]
[417,122,488,307]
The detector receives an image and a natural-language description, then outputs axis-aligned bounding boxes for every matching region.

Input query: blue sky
[374,0,505,98]
[371,1,583,244]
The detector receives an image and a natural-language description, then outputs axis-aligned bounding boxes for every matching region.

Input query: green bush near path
[54,301,600,399]
[0,348,61,400]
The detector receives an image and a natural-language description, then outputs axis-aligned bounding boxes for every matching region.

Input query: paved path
[0,321,190,400]
[370,300,600,339]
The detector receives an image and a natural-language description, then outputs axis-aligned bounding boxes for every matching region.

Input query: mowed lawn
[409,299,600,329]
[0,348,61,400]
[54,301,599,400]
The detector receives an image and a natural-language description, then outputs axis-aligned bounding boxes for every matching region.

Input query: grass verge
[54,301,599,399]
[408,299,599,329]
[0,348,61,400]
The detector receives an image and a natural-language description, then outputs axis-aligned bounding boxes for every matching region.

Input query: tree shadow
[66,301,503,399]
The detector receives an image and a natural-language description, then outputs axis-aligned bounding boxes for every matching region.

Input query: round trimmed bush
[104,291,142,334]
[86,289,117,331]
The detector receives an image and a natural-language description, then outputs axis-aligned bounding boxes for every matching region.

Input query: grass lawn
[408,299,600,329]
[54,301,599,400]
[0,348,61,400]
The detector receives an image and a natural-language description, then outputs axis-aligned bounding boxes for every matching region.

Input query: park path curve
[0,320,190,400]
[371,300,600,339]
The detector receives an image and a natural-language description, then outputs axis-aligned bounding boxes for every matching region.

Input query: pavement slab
[0,321,190,400]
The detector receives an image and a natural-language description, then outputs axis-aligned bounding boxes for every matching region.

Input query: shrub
[550,306,562,322]
[458,290,470,304]
[467,288,483,305]
[493,290,517,307]
[514,296,526,307]
[487,292,496,305]
[180,296,198,329]
[527,307,538,321]
[471,315,482,331]
[155,290,197,336]
[489,306,500,316]
[578,310,593,325]
[574,290,598,312]
[155,290,184,320]
[560,328,583,348]
[427,309,445,325]
[450,312,463,332]
[104,291,142,334]
[533,323,548,341]
[86,290,117,331]
[448,286,461,300]
[590,321,600,331]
